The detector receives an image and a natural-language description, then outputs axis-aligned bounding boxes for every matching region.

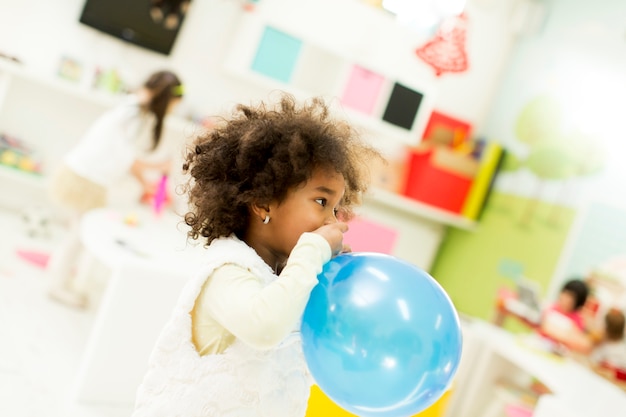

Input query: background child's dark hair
[181,93,382,246]
[143,70,183,149]
[562,278,589,310]
[605,308,625,341]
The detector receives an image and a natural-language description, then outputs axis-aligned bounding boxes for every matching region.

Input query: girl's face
[557,290,576,313]
[167,97,182,114]
[263,167,345,264]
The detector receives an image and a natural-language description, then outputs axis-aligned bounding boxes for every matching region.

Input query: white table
[79,205,206,271]
[72,206,207,406]
[449,320,626,417]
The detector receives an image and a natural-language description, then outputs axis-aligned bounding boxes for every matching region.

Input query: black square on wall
[382,82,424,130]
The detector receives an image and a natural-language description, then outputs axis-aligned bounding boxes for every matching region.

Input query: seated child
[538,278,593,353]
[590,308,626,371]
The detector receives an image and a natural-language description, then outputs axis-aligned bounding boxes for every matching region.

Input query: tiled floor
[0,208,134,417]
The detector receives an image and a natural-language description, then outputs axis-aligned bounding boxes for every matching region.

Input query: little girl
[47,70,183,308]
[538,278,593,353]
[131,94,381,416]
[590,308,626,370]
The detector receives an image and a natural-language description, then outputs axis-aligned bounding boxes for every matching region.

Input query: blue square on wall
[251,26,302,84]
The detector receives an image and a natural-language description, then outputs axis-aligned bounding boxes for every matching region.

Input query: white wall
[0,0,247,117]
[0,0,523,136]
[478,0,626,301]
[483,0,626,208]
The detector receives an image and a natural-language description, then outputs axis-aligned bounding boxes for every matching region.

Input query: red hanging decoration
[415,13,469,77]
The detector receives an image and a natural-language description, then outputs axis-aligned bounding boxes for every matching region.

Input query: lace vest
[131,236,311,417]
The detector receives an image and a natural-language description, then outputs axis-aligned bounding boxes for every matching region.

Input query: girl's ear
[250,202,270,221]
[136,88,153,105]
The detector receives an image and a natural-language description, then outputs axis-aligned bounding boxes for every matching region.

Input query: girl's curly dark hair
[181,93,382,246]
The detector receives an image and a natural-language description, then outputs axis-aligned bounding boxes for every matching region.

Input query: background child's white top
[591,340,626,369]
[64,95,154,187]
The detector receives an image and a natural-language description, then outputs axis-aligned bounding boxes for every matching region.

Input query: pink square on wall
[343,217,398,255]
[340,65,385,115]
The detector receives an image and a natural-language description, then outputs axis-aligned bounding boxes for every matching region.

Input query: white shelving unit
[219,66,476,267]
[0,52,475,270]
[0,58,198,213]
[222,11,436,149]
[220,11,476,270]
[365,187,476,231]
[0,164,43,188]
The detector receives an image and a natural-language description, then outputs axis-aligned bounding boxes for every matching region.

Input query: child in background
[131,94,382,416]
[539,278,593,353]
[590,308,626,371]
[47,70,184,308]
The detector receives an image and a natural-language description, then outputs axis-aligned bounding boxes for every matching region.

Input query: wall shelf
[0,59,199,213]
[0,164,45,189]
[0,58,120,108]
[365,187,477,231]
[222,12,435,149]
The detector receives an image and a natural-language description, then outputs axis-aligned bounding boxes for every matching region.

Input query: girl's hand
[313,222,348,256]
[139,183,157,205]
[155,159,172,175]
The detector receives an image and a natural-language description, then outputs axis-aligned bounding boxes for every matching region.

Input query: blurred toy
[140,175,171,209]
[58,56,83,82]
[0,133,43,174]
[15,249,50,268]
[153,174,168,215]
[21,205,52,238]
[0,148,18,166]
[124,213,139,227]
[92,67,127,93]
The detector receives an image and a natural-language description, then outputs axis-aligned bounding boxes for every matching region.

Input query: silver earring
[263,215,270,224]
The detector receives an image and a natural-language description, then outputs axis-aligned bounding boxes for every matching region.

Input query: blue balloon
[301,252,462,417]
